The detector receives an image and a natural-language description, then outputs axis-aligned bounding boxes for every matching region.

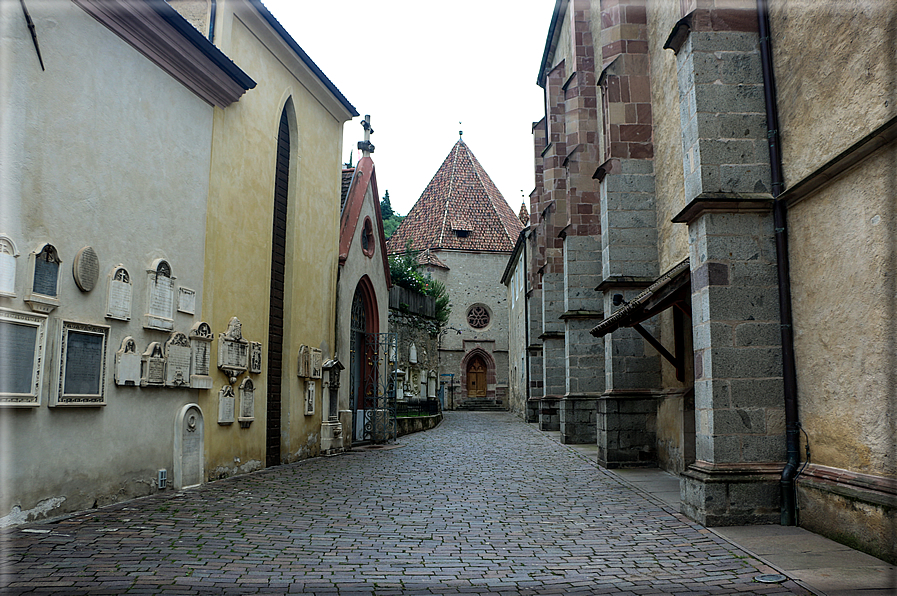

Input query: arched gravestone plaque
[105,266,132,321]
[239,377,255,427]
[174,404,203,489]
[25,244,61,313]
[218,384,235,425]
[164,332,191,388]
[114,336,140,386]
[73,247,100,292]
[141,342,165,387]
[189,322,213,389]
[145,259,175,331]
[0,235,19,297]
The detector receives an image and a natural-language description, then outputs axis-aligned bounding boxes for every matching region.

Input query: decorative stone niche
[140,341,165,387]
[72,246,100,292]
[105,265,132,321]
[114,336,140,387]
[25,243,61,313]
[164,331,192,388]
[238,377,255,428]
[217,316,248,384]
[144,258,175,331]
[188,321,213,390]
[0,307,47,406]
[218,384,235,425]
[0,235,20,298]
[51,320,110,407]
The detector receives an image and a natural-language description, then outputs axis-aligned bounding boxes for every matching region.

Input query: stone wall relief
[0,307,47,406]
[305,379,315,415]
[164,332,191,388]
[238,377,255,428]
[189,322,213,389]
[0,235,19,298]
[217,316,248,384]
[72,246,100,292]
[310,347,322,379]
[297,344,310,378]
[249,341,262,375]
[218,384,235,425]
[141,342,165,387]
[105,265,132,321]
[177,287,196,315]
[114,336,140,387]
[144,258,175,331]
[51,320,110,407]
[25,243,61,313]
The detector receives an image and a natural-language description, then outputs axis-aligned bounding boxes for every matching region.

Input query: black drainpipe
[757,0,801,526]
[208,0,217,42]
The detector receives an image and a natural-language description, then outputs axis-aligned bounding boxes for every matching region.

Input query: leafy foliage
[380,190,404,239]
[388,242,451,328]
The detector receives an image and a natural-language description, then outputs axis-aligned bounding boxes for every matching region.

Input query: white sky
[260,0,556,217]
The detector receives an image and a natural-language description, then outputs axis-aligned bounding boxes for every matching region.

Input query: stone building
[521,0,896,562]
[388,140,524,409]
[0,0,356,524]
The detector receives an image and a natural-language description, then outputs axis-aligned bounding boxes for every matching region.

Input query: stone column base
[320,420,344,455]
[338,410,353,450]
[680,461,783,526]
[539,397,561,431]
[525,397,540,423]
[597,391,658,468]
[559,395,598,444]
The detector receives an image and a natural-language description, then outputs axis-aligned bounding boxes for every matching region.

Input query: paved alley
[1,413,810,595]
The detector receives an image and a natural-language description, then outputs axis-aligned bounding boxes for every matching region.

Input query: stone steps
[455,398,507,412]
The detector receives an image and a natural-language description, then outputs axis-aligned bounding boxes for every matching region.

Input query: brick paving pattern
[1,412,809,595]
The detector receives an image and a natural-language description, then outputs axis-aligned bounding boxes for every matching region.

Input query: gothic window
[466,304,490,329]
[361,217,374,257]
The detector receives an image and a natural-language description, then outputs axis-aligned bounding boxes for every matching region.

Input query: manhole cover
[755,574,787,583]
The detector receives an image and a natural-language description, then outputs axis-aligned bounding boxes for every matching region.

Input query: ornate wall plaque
[304,379,315,415]
[164,332,192,388]
[189,321,213,390]
[297,344,310,378]
[140,342,165,387]
[51,320,110,406]
[105,265,132,321]
[218,385,235,425]
[144,259,175,331]
[25,244,61,313]
[0,308,47,406]
[0,235,19,297]
[249,341,262,374]
[238,377,255,427]
[310,347,323,379]
[72,246,100,292]
[177,287,196,315]
[114,336,140,387]
[217,316,248,384]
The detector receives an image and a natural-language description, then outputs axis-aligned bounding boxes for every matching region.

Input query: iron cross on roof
[358,115,375,156]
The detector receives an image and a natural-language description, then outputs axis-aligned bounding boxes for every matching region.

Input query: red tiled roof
[340,168,355,213]
[519,202,530,225]
[387,140,524,254]
[417,248,449,270]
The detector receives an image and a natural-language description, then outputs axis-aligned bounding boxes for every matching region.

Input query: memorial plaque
[0,235,19,297]
[145,259,174,331]
[114,336,140,387]
[217,317,248,384]
[189,322,213,390]
[304,380,315,415]
[72,246,100,292]
[310,348,323,379]
[238,377,255,426]
[174,404,204,489]
[297,344,310,378]
[164,332,192,388]
[32,245,60,297]
[218,385,235,425]
[177,287,196,315]
[52,320,109,406]
[105,266,132,321]
[0,308,47,406]
[249,341,262,374]
[140,342,165,387]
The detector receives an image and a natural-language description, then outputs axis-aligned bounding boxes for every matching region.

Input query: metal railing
[396,399,441,417]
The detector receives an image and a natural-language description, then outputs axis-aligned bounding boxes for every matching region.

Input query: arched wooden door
[467,356,486,398]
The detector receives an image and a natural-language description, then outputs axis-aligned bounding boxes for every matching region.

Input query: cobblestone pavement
[2,412,810,595]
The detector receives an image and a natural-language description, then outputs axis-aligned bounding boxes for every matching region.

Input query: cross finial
[358,114,375,156]
[459,121,463,139]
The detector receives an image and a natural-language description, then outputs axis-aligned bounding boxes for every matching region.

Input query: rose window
[467,305,490,329]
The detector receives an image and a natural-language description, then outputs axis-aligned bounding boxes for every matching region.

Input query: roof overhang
[537,0,568,87]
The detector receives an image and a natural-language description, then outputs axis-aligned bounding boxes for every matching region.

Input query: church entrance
[466,356,487,398]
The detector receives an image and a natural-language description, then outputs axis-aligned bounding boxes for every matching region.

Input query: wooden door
[467,357,486,398]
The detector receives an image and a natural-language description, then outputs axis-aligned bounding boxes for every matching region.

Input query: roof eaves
[537,0,568,87]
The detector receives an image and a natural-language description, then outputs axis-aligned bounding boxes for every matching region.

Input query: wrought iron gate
[361,332,397,443]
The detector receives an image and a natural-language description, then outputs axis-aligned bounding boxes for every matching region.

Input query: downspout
[208,0,217,42]
[757,0,801,526]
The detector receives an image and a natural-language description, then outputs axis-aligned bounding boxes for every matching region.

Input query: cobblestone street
[1,412,809,595]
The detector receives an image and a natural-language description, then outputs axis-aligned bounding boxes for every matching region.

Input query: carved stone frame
[0,308,47,406]
[51,320,110,407]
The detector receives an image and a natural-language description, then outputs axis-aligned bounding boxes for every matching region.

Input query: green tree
[388,242,451,329]
[380,190,394,220]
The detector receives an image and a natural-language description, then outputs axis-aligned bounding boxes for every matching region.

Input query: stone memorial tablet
[217,316,248,384]
[114,336,140,387]
[0,235,19,297]
[297,344,310,378]
[164,332,192,388]
[145,259,175,331]
[218,385,235,425]
[140,342,165,387]
[178,287,196,315]
[73,246,100,292]
[238,377,255,427]
[105,266,132,321]
[0,308,47,406]
[174,404,204,489]
[249,341,262,374]
[25,244,61,313]
[305,380,315,415]
[189,322,213,390]
[52,320,109,406]
[310,348,323,379]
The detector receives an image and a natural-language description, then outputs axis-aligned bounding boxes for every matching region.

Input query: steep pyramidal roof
[387,140,524,254]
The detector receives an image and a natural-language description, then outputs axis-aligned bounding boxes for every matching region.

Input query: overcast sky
[260,0,556,217]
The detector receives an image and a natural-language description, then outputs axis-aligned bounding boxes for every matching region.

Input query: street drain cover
[755,574,787,583]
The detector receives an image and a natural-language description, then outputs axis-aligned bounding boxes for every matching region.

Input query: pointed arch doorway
[467,356,487,398]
